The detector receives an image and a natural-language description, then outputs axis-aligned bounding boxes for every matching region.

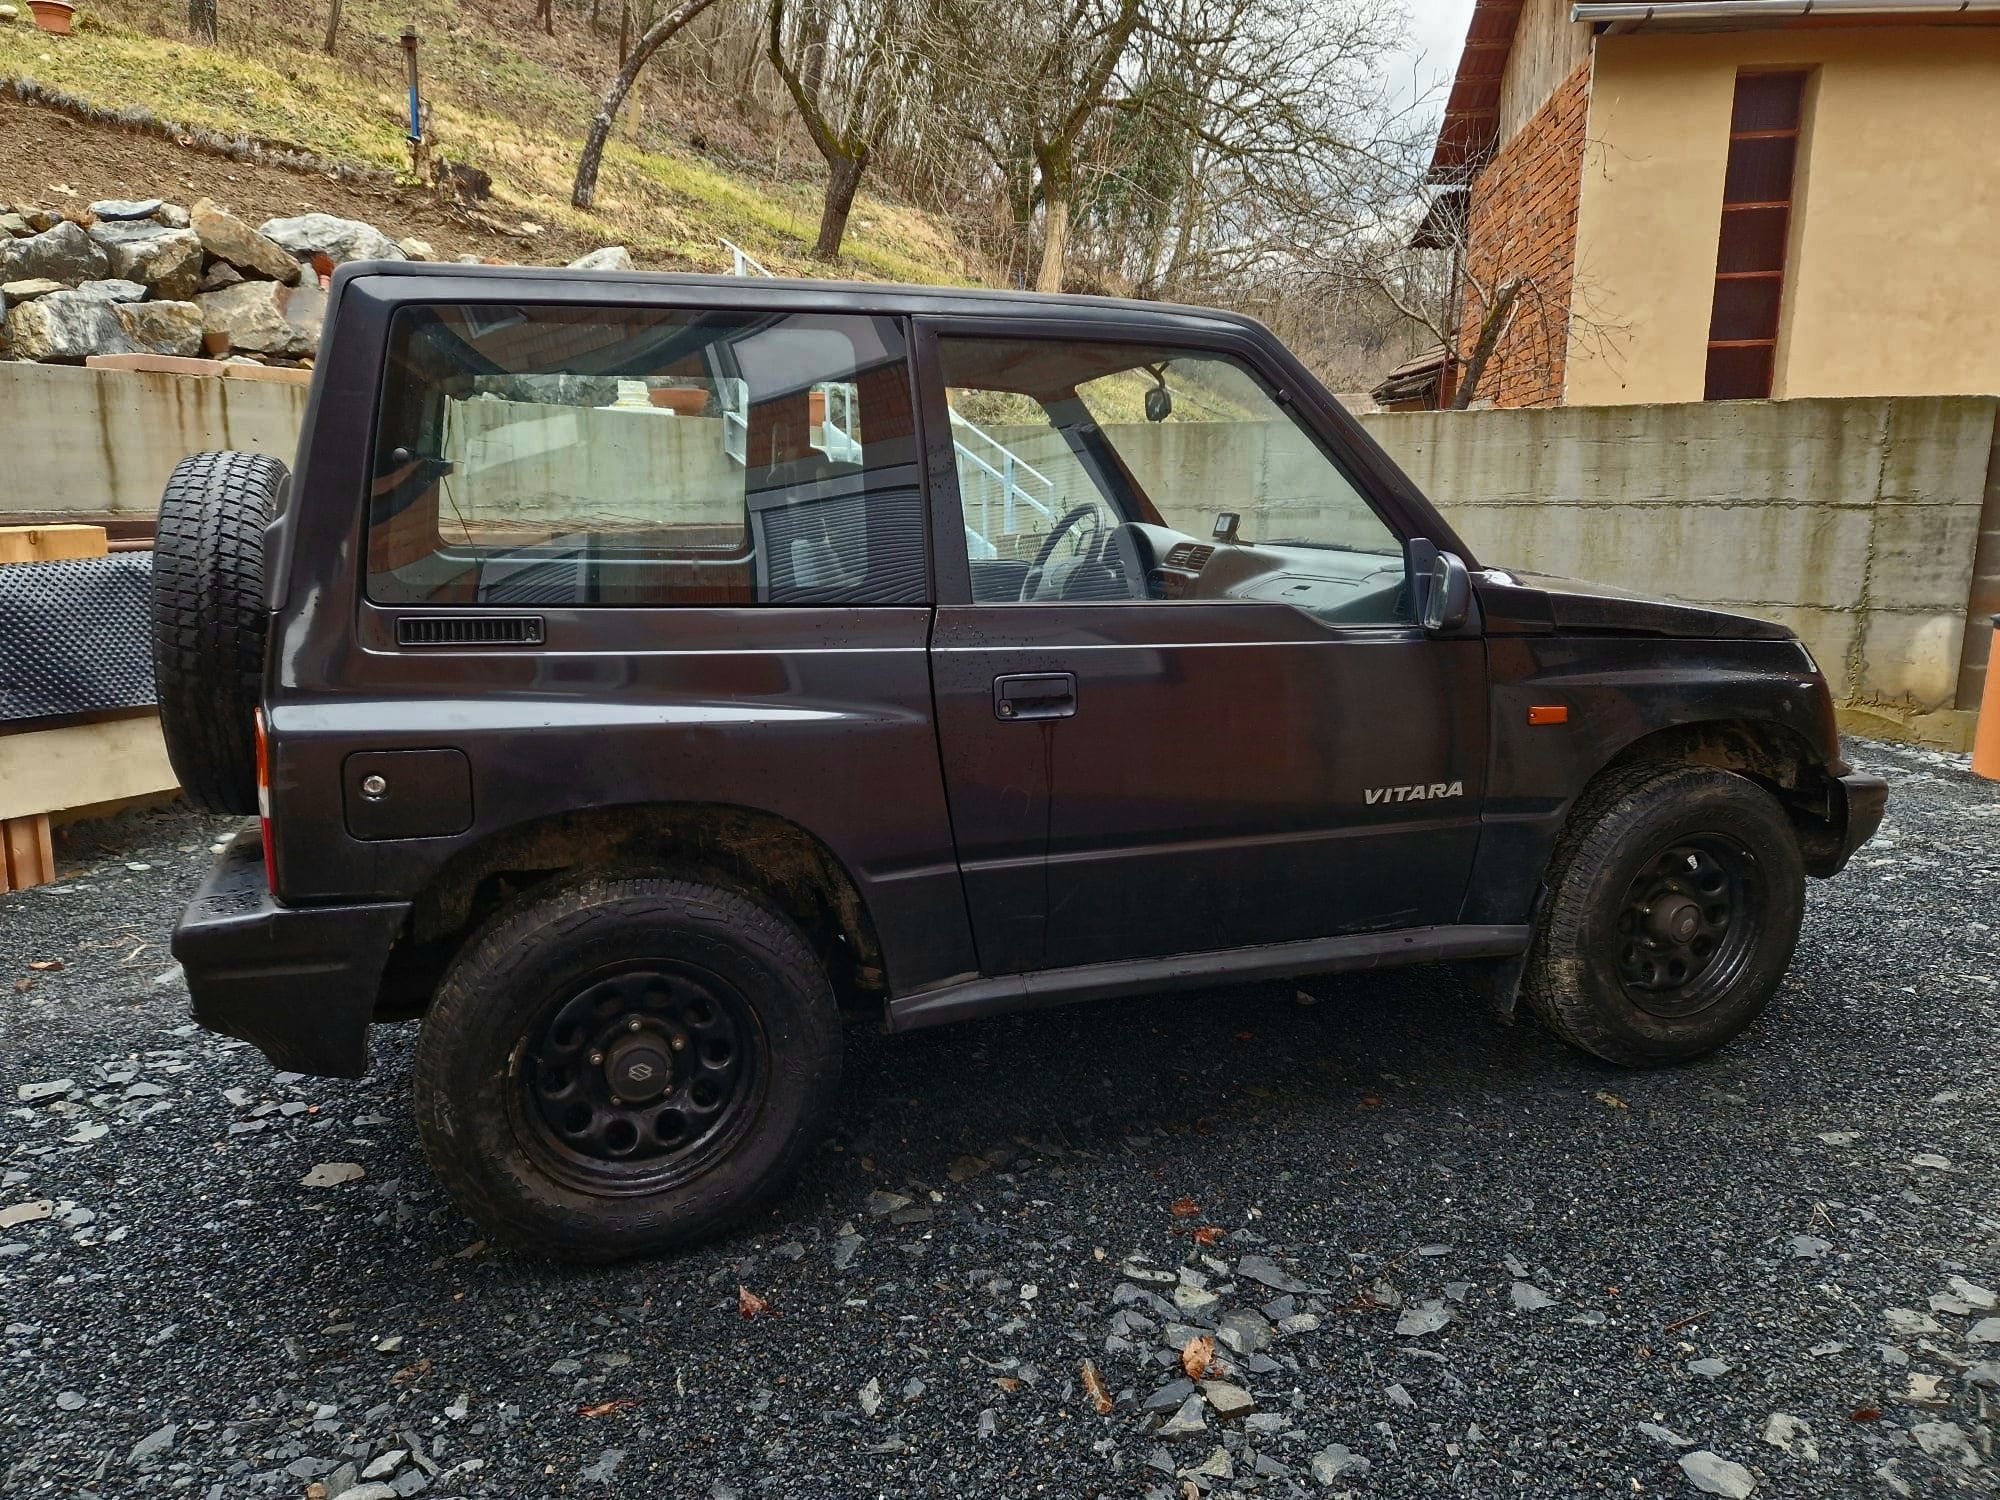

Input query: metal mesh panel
[0,553,156,724]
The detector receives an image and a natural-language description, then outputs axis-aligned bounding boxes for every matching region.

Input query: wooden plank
[0,524,110,563]
[0,714,179,823]
[2,815,56,890]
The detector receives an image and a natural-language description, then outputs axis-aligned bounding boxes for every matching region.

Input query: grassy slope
[0,0,973,282]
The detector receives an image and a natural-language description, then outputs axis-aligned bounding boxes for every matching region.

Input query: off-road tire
[149,450,286,814]
[1522,762,1805,1067]
[412,876,842,1263]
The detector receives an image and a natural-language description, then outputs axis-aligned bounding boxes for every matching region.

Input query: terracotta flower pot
[648,387,709,416]
[28,0,75,35]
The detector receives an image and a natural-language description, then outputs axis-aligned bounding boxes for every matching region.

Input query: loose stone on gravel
[1678,1448,1757,1497]
[1157,1392,1208,1438]
[1309,1443,1371,1482]
[300,1161,365,1187]
[1394,1299,1452,1336]
[1198,1379,1254,1418]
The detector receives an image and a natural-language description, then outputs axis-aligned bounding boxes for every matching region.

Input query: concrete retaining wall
[0,362,306,518]
[1357,397,2000,738]
[6,363,1991,741]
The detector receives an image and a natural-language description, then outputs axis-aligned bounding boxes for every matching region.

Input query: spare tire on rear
[150,450,287,815]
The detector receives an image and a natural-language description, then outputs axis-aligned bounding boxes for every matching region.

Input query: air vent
[1163,543,1215,571]
[397,615,545,647]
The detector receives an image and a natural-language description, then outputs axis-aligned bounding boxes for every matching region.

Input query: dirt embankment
[0,94,627,267]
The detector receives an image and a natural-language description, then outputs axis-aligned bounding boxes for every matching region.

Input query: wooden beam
[1,815,56,892]
[0,714,180,825]
[0,524,110,563]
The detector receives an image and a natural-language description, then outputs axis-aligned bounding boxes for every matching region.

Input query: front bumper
[1815,768,1889,877]
[171,826,410,1078]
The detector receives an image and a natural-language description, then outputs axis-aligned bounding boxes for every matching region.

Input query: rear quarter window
[366,303,926,606]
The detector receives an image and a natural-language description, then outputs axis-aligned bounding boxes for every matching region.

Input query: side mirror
[1422,549,1472,631]
[1406,538,1472,632]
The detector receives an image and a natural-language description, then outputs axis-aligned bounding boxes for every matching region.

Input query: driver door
[920,321,1489,977]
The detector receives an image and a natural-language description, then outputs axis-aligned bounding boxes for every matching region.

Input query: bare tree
[932,0,1143,291]
[322,0,342,53]
[189,0,217,44]
[572,0,726,210]
[767,0,927,261]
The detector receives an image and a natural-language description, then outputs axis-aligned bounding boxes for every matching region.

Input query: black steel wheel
[414,875,842,1263]
[1523,762,1805,1067]
[514,962,766,1195]
[1612,835,1761,1017]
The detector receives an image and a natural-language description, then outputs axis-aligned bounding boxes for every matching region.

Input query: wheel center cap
[605,1034,671,1101]
[1650,896,1701,944]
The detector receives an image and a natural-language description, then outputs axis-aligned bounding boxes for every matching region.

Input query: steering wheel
[1019,504,1101,601]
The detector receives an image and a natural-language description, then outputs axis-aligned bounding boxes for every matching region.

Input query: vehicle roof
[333,260,1272,336]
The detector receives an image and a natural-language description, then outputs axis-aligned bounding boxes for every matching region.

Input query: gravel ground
[2,737,1995,1499]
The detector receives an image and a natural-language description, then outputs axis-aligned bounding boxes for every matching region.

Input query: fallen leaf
[1181,1335,1215,1380]
[389,1358,432,1385]
[1170,1195,1200,1218]
[1081,1360,1113,1415]
[1850,1407,1882,1423]
[13,978,31,994]
[1233,1030,1253,1042]
[738,1285,770,1319]
[27,960,62,973]
[1193,1225,1223,1247]
[1594,1091,1629,1109]
[993,1376,1021,1393]
[579,1399,634,1418]
[1359,1094,1384,1109]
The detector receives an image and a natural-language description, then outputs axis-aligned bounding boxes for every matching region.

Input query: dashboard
[1130,522,1409,626]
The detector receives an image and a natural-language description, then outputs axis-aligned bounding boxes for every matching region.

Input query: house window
[1704,71,1807,400]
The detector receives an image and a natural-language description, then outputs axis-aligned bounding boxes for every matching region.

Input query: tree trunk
[538,0,554,35]
[799,0,828,107]
[572,0,722,209]
[1036,192,1070,293]
[321,0,342,53]
[814,151,865,261]
[618,0,630,63]
[1450,278,1521,410]
[188,0,217,44]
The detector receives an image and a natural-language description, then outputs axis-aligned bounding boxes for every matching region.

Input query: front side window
[368,305,925,606]
[940,338,1406,622]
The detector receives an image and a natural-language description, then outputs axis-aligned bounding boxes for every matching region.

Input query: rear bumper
[1813,769,1888,878]
[171,826,409,1078]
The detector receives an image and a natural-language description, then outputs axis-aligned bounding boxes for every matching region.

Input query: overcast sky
[1388,0,1477,121]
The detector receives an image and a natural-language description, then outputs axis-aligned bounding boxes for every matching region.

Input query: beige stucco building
[1428,0,2000,409]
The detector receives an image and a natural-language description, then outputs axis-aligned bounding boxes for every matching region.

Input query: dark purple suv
[151,265,1885,1261]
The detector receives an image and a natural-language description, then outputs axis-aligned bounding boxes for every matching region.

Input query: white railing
[720,237,774,279]
[717,239,1057,556]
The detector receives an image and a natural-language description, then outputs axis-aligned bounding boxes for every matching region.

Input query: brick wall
[1455,58,1591,409]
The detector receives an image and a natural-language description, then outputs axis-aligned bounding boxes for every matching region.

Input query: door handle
[994,672,1077,721]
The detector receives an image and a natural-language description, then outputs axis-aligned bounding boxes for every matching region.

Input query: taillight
[254,708,275,892]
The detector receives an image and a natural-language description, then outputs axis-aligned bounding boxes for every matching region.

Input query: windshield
[1069,353,1400,556]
